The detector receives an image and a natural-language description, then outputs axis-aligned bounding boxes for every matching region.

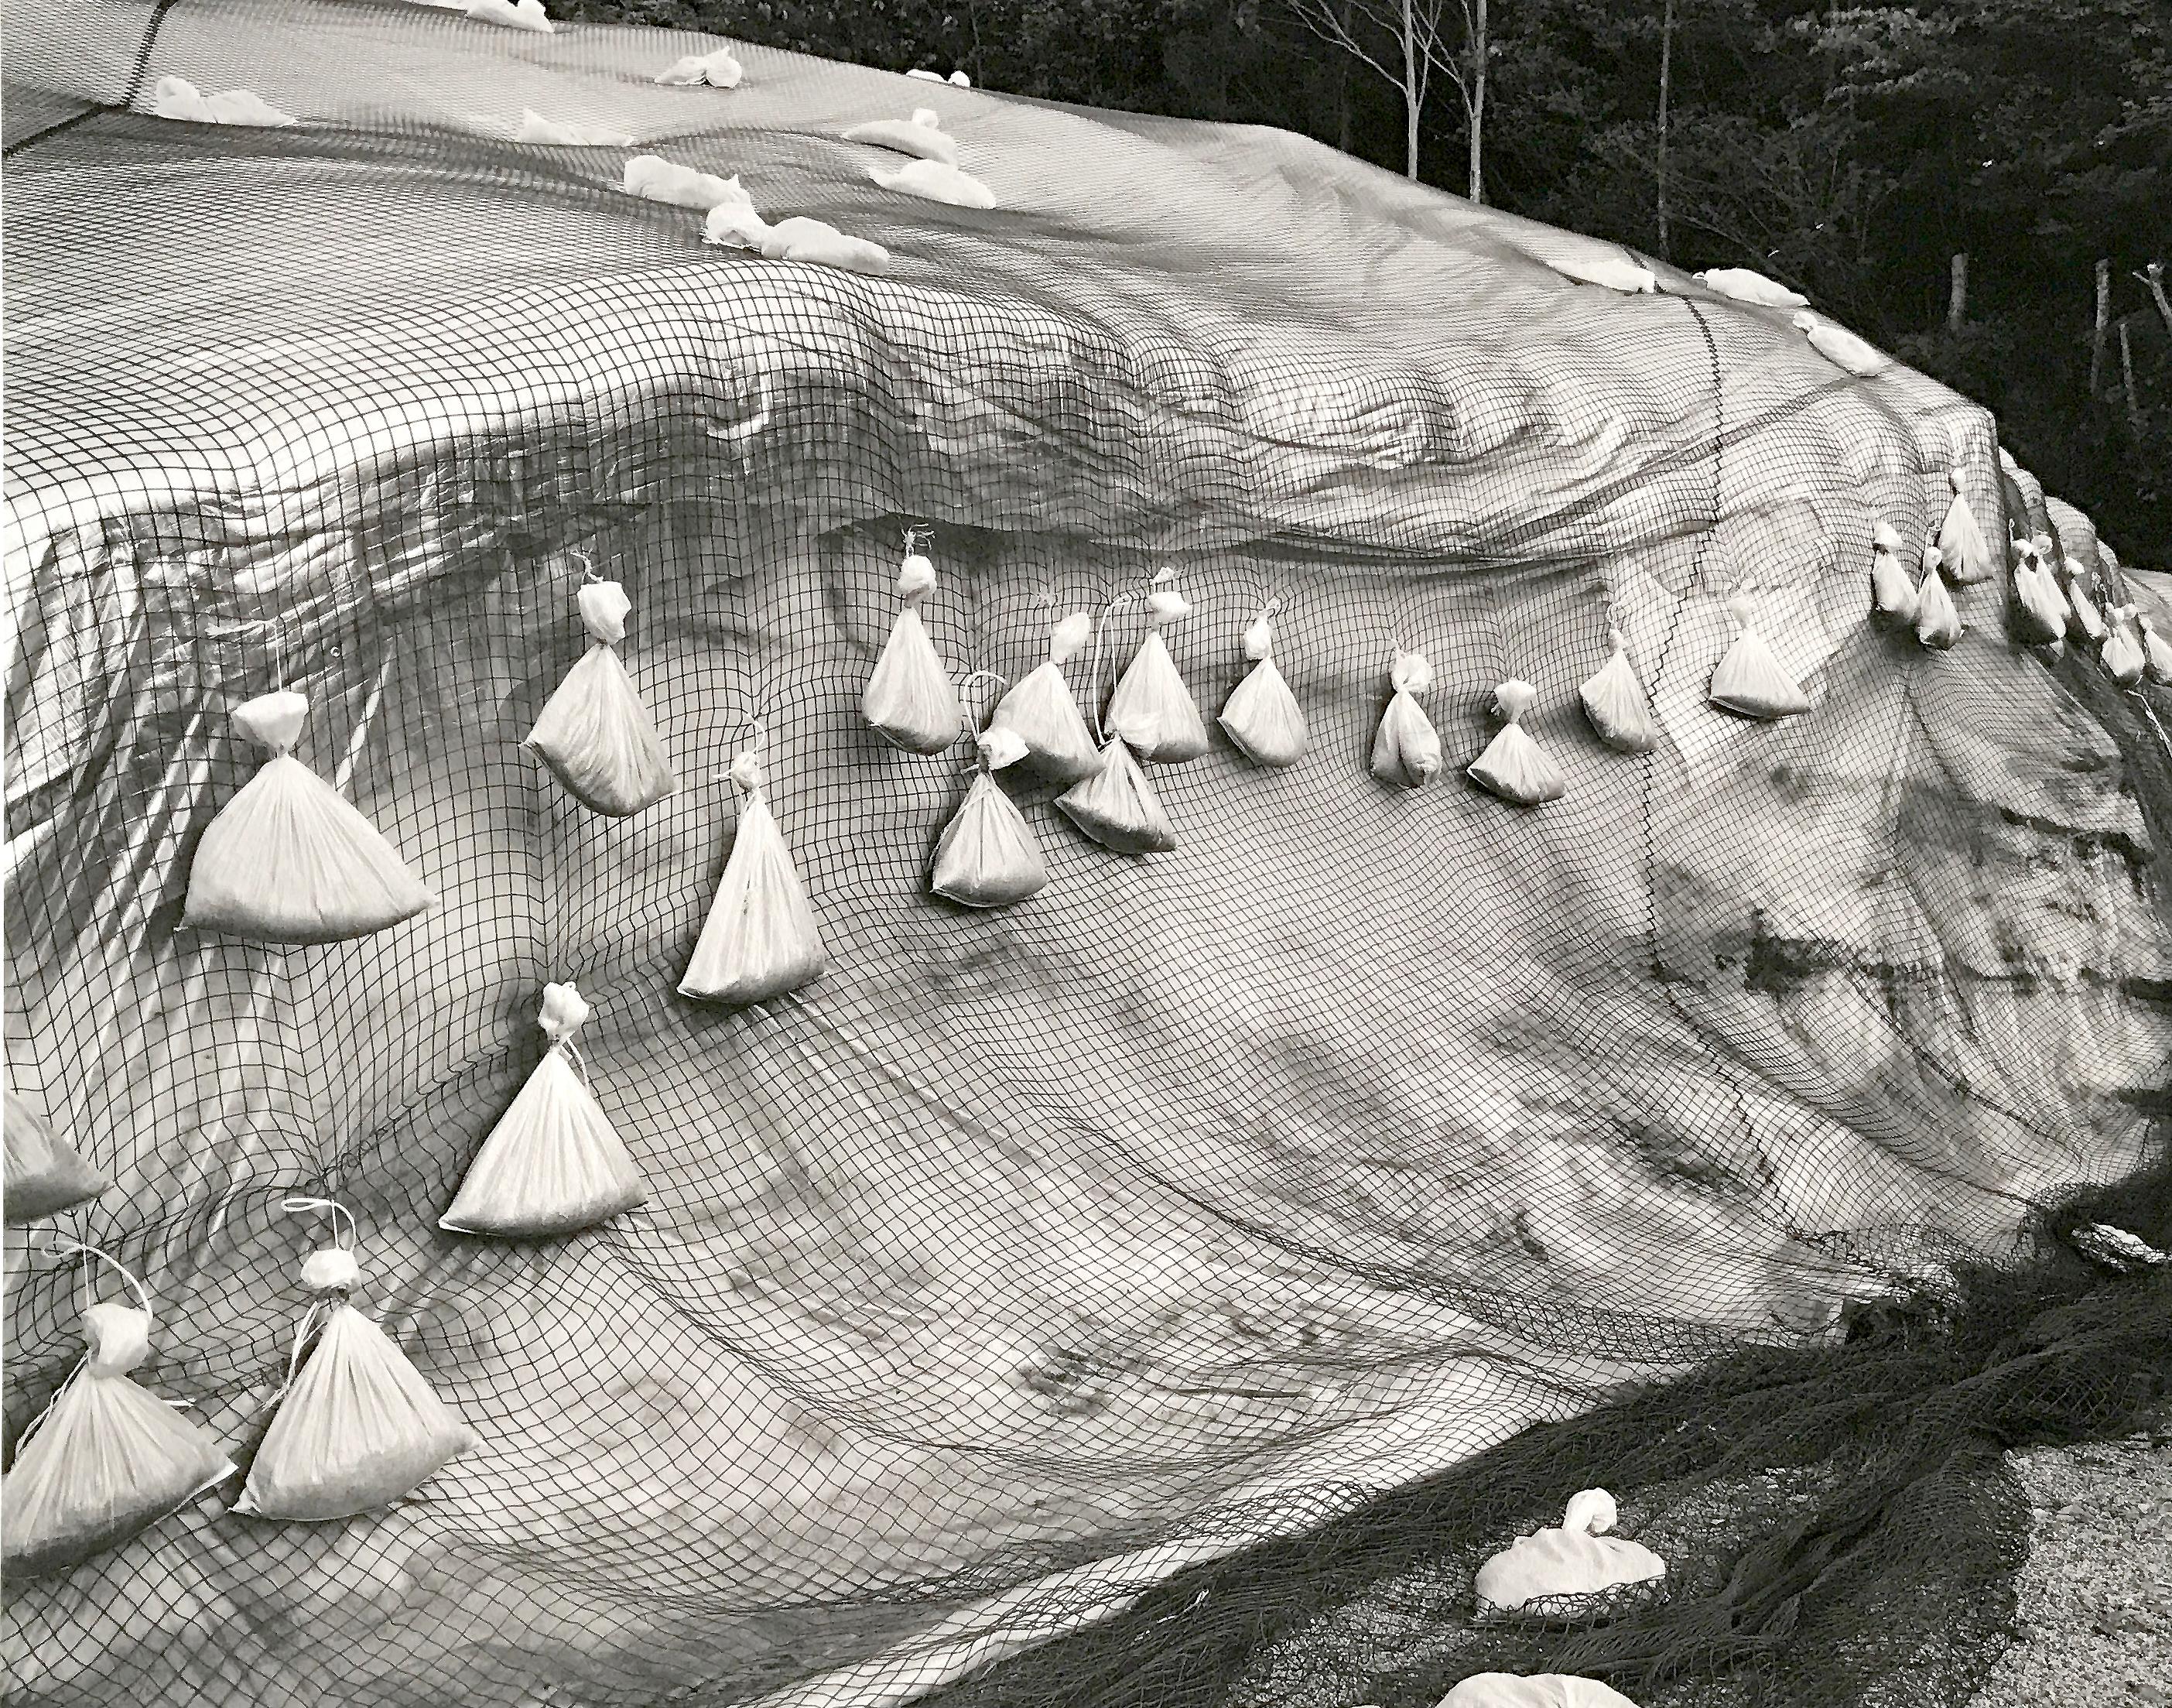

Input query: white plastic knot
[912,108,941,128]
[898,552,938,601]
[729,752,765,793]
[1048,612,1093,664]
[1726,594,1760,628]
[2032,533,2054,556]
[1606,626,1630,655]
[1791,309,1819,333]
[83,1301,152,1377]
[977,727,1028,771]
[232,689,310,755]
[1242,608,1275,662]
[1493,679,1538,723]
[1389,649,1432,694]
[1948,469,1965,497]
[1873,521,1902,553]
[301,1247,362,1292]
[1562,1488,1619,1535]
[1146,587,1189,625]
[1921,545,1944,577]
[539,981,590,1041]
[577,580,632,644]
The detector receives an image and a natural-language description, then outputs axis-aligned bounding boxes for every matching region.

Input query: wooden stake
[1948,253,1968,331]
[2091,258,2111,395]
[2119,318,2144,443]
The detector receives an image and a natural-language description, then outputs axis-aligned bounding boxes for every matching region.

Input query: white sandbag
[704,205,890,273]
[1937,469,1994,584]
[1708,596,1810,719]
[679,754,828,1007]
[149,76,297,128]
[990,612,1098,785]
[183,690,435,944]
[1219,605,1307,768]
[524,579,676,817]
[1469,680,1565,806]
[1437,1674,1643,1708]
[656,46,743,87]
[514,108,634,147]
[842,108,958,166]
[2062,568,2108,643]
[236,1237,476,1522]
[1693,267,1805,309]
[1914,545,1963,650]
[907,69,971,87]
[1543,245,1657,293]
[2,1272,233,1577]
[464,0,552,31]
[624,155,750,212]
[4,1085,108,1224]
[1793,309,1886,376]
[1577,628,1657,755]
[1371,649,1442,787]
[2102,606,2146,686]
[441,983,646,1237]
[863,544,963,754]
[2140,614,2172,684]
[1055,735,1175,854]
[1869,522,1918,628]
[1473,1488,1667,1618]
[2010,539,2067,646]
[931,729,1046,908]
[1108,585,1209,764]
[870,156,996,209]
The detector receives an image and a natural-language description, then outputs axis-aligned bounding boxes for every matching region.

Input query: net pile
[4,2,2170,1706]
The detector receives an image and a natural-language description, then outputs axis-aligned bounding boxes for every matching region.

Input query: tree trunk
[1468,0,1489,204]
[2137,262,2172,341]
[1336,0,1353,152]
[1657,0,1675,258]
[2091,258,2111,395]
[2119,319,2144,443]
[1947,253,1968,332]
[1403,0,1420,179]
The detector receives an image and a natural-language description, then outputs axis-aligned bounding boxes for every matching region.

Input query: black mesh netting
[3,2,2170,1706]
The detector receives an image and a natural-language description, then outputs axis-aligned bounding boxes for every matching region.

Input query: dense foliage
[578,0,2170,560]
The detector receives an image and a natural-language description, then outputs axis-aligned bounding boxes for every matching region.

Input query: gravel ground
[1965,1425,2172,1708]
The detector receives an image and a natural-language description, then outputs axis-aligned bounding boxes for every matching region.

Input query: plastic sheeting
[5,1,2170,1704]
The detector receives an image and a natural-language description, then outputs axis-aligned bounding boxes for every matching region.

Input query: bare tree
[1281,0,1491,200]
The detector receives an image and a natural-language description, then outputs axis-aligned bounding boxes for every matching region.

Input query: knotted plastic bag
[679,755,827,1006]
[1469,680,1566,806]
[525,580,677,817]
[2140,614,2172,685]
[1473,1488,1667,1619]
[1107,586,1209,764]
[1708,596,1810,720]
[2010,539,2068,647]
[1218,606,1308,768]
[2049,536,2109,643]
[4,1086,108,1224]
[2,1279,233,1577]
[183,690,435,943]
[2102,607,2146,686]
[1371,650,1443,787]
[1914,545,1964,650]
[932,729,1047,908]
[841,108,959,165]
[236,1237,476,1522]
[990,612,1097,784]
[1577,628,1657,755]
[1937,468,1993,584]
[1869,522,1918,628]
[1439,1675,1643,1708]
[441,984,646,1237]
[863,545,963,755]
[1055,733,1176,854]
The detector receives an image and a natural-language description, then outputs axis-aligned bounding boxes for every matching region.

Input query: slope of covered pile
[4,1,2169,1704]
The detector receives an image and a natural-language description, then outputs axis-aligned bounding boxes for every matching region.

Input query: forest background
[580,0,2170,562]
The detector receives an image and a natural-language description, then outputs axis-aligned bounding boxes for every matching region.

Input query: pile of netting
[5,1,2170,1706]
